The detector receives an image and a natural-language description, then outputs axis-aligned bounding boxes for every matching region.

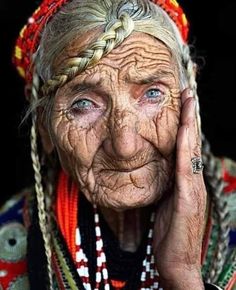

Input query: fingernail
[192,98,196,110]
[188,89,193,98]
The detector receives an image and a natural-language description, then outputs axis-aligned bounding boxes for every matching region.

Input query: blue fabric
[0,196,24,225]
[229,229,236,246]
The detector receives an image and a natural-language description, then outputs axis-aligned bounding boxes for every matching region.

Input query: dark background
[1,0,236,204]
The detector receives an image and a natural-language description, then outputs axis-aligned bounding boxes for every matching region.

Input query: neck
[99,206,151,252]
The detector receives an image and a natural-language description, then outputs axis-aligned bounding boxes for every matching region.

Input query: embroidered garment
[1,157,236,290]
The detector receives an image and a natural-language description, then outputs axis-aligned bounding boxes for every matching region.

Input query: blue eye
[146,88,162,99]
[73,99,94,109]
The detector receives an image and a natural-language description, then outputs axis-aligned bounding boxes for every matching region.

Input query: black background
[1,0,236,204]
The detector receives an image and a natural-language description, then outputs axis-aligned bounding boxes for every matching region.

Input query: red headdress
[13,0,189,83]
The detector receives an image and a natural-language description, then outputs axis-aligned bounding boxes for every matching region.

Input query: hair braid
[31,72,54,290]
[202,135,230,283]
[42,12,134,96]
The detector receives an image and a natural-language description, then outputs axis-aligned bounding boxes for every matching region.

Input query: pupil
[80,100,90,107]
[148,90,158,98]
[8,238,17,246]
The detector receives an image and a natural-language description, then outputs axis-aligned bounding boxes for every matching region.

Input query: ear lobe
[38,117,54,155]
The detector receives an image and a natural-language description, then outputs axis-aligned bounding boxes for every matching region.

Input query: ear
[37,110,54,155]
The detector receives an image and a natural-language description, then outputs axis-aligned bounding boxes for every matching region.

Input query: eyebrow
[68,68,175,94]
[125,69,175,85]
[70,80,103,94]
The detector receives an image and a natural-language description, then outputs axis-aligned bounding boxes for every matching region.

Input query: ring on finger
[191,157,204,174]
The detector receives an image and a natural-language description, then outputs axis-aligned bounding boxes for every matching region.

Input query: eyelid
[148,82,167,92]
[71,97,94,106]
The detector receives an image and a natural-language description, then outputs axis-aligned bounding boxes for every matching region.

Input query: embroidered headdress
[13,0,189,83]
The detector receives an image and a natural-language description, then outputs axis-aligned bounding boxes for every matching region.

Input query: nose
[103,108,141,159]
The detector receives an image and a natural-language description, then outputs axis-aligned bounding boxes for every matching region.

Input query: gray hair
[35,0,189,91]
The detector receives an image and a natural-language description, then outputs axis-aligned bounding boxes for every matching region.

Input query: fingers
[175,88,206,213]
[181,89,201,157]
[177,88,201,177]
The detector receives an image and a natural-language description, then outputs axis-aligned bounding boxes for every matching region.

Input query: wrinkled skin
[40,32,206,289]
[47,33,180,209]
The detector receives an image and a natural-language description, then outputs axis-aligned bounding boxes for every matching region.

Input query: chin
[78,162,173,210]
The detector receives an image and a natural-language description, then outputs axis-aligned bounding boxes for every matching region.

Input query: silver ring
[191,157,204,174]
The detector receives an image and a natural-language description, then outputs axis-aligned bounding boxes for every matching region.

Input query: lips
[101,160,154,173]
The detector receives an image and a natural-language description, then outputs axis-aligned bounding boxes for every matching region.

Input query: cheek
[139,103,180,155]
[50,113,106,169]
[155,106,180,154]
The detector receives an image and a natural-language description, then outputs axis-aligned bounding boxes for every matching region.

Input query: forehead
[55,32,178,85]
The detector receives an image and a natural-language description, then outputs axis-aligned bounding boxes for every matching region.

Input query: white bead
[150,213,155,222]
[77,266,84,277]
[96,272,102,282]
[95,226,101,237]
[97,256,102,267]
[84,283,92,290]
[146,262,150,272]
[102,268,108,280]
[140,272,146,281]
[154,282,159,289]
[147,245,151,255]
[104,284,110,290]
[148,229,153,238]
[142,258,147,266]
[96,239,103,250]
[84,267,89,278]
[100,252,106,262]
[151,254,155,263]
[94,213,99,223]
[150,268,154,279]
[76,249,85,262]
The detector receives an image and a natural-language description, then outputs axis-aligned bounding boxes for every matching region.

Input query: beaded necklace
[75,204,162,290]
[55,170,163,289]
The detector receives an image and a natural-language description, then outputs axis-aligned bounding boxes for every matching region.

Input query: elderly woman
[0,0,236,289]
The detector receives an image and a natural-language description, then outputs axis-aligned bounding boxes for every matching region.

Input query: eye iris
[77,99,92,108]
[147,89,161,98]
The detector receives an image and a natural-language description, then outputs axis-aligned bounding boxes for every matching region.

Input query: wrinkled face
[46,32,181,210]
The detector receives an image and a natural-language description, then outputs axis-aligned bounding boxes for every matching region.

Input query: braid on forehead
[42,10,135,95]
[39,0,159,96]
[34,0,187,99]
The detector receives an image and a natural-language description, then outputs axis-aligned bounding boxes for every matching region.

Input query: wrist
[160,269,204,290]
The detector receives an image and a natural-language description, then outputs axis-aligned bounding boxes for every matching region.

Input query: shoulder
[0,190,31,290]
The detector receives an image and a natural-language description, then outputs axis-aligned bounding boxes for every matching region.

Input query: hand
[153,89,207,290]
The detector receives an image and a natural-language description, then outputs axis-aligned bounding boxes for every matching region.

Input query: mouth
[101,161,154,173]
